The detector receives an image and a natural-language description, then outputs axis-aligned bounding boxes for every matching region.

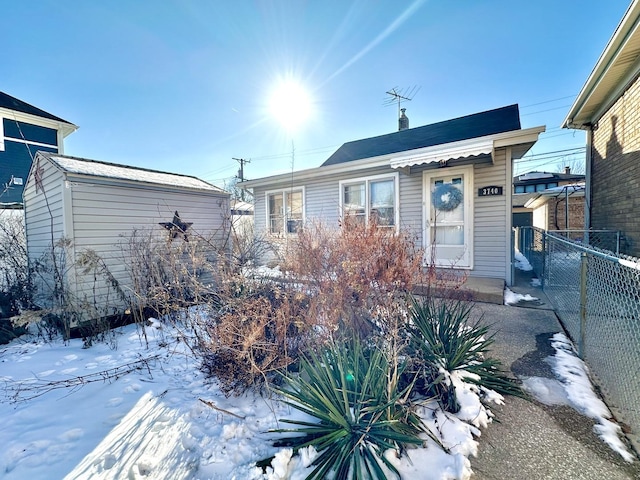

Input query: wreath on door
[432,183,463,212]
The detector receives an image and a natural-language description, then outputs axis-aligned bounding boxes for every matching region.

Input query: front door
[424,167,472,268]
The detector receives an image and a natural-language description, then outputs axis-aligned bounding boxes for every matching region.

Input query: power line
[521,95,576,108]
[519,146,585,159]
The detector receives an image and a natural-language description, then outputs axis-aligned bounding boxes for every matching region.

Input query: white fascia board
[492,126,546,149]
[0,107,77,138]
[390,138,493,169]
[563,0,640,129]
[240,154,392,188]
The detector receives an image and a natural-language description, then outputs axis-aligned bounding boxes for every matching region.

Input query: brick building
[563,0,640,257]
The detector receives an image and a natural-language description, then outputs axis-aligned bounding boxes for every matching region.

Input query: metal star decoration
[159,211,193,242]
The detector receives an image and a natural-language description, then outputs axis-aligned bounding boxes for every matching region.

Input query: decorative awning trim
[390,139,493,169]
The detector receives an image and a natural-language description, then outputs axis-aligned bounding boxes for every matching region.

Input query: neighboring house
[563,0,640,257]
[231,199,254,236]
[24,151,230,316]
[241,105,544,286]
[512,168,585,228]
[0,91,76,207]
[524,183,585,231]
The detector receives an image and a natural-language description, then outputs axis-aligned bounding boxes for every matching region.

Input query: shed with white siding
[24,151,230,316]
[241,105,544,286]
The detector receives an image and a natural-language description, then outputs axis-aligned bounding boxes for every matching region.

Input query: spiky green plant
[268,340,426,480]
[406,296,522,410]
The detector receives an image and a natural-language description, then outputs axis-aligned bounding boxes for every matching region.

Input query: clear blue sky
[3,1,632,187]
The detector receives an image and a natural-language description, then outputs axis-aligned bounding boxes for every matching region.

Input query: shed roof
[0,91,75,126]
[38,152,225,193]
[322,104,521,166]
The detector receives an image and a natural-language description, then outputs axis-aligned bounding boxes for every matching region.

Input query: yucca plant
[406,296,522,411]
[267,340,426,480]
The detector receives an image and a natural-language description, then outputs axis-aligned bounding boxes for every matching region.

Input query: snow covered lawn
[0,320,501,480]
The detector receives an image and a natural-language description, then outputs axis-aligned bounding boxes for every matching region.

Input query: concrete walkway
[466,283,640,479]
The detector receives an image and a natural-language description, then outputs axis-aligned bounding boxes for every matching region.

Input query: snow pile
[504,287,538,305]
[521,333,634,462]
[514,250,533,271]
[0,319,505,479]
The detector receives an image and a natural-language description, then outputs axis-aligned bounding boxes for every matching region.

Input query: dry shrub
[284,219,424,340]
[120,228,224,323]
[201,280,311,396]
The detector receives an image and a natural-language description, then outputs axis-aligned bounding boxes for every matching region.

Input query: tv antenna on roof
[384,86,420,118]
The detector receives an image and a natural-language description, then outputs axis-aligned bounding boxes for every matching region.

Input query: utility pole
[232,157,250,201]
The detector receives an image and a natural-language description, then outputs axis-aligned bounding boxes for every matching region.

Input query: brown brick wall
[591,73,640,257]
[547,197,585,231]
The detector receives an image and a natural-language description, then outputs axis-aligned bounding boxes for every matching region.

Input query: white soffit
[390,139,493,169]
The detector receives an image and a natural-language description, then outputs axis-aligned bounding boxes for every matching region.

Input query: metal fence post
[578,252,588,358]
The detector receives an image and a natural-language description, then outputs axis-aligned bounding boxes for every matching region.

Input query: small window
[535,184,546,192]
[547,182,558,189]
[267,188,304,235]
[515,185,525,194]
[525,185,536,193]
[340,174,398,229]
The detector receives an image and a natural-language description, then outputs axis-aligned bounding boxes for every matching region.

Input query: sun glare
[268,80,313,133]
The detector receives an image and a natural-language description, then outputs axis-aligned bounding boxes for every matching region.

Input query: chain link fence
[518,227,640,451]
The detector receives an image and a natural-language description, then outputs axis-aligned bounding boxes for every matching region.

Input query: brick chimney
[399,108,409,131]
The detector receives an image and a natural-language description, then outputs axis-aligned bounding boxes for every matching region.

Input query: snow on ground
[520,332,634,463]
[0,319,501,479]
[514,249,533,271]
[503,287,539,306]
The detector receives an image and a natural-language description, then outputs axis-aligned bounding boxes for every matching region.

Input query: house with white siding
[24,151,230,317]
[241,105,544,286]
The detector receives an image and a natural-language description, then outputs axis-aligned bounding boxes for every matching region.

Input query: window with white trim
[267,188,304,235]
[340,173,398,228]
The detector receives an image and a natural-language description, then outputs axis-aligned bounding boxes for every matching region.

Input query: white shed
[24,151,230,319]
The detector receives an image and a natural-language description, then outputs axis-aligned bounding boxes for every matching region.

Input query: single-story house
[24,151,230,317]
[0,91,76,207]
[241,104,545,286]
[563,0,640,257]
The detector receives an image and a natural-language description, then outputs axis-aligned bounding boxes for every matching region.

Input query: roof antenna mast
[384,86,420,131]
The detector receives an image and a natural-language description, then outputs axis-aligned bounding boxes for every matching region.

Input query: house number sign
[478,186,503,196]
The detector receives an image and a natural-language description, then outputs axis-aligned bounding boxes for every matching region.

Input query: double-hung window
[340,173,398,229]
[267,188,304,235]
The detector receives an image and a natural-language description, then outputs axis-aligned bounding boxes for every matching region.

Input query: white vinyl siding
[68,182,229,308]
[24,154,230,316]
[472,148,509,280]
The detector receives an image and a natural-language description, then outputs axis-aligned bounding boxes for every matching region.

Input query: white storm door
[424,167,473,268]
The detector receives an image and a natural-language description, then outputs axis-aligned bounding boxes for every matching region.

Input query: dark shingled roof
[321,104,521,167]
[0,91,73,125]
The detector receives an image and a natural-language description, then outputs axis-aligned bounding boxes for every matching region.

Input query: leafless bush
[283,219,425,340]
[118,228,226,345]
[200,278,312,396]
[0,210,32,317]
[230,219,275,269]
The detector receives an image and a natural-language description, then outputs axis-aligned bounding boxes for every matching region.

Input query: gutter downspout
[584,129,593,245]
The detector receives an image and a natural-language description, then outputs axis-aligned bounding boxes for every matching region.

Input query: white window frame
[265,186,306,236]
[339,172,399,231]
